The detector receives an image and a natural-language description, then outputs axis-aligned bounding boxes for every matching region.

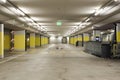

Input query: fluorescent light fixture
[82,22,91,26]
[16,9,25,16]
[24,17,35,23]
[27,23,33,26]
[101,32,104,34]
[92,26,95,29]
[86,18,90,22]
[81,26,86,28]
[32,22,38,26]
[10,8,25,16]
[114,0,118,2]
[0,0,7,3]
[94,9,103,16]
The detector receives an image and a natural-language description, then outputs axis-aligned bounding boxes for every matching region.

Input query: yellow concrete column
[44,37,46,45]
[14,30,25,51]
[46,37,48,44]
[70,37,72,44]
[116,23,120,43]
[30,33,35,48]
[0,24,4,58]
[73,36,75,45]
[45,37,47,45]
[47,37,48,44]
[71,37,73,45]
[40,35,41,46]
[83,33,90,42]
[74,36,78,45]
[69,37,71,44]
[47,37,49,44]
[35,34,40,47]
[72,37,74,44]
[4,31,10,51]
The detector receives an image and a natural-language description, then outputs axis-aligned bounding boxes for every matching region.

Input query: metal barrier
[84,41,111,58]
[76,41,83,47]
[113,43,120,57]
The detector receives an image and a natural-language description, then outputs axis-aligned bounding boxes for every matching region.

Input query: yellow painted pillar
[116,23,120,43]
[35,34,40,47]
[71,37,72,44]
[73,36,75,45]
[0,24,4,58]
[71,37,73,44]
[4,31,10,51]
[14,30,25,51]
[83,33,90,42]
[47,37,49,44]
[45,37,47,45]
[69,37,71,44]
[74,36,78,45]
[43,36,45,45]
[46,37,48,44]
[40,35,41,46]
[30,33,35,48]
[71,37,73,45]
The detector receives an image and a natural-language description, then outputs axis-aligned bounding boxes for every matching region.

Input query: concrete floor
[0,44,120,80]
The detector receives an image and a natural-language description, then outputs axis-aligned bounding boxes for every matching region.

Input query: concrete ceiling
[8,0,109,36]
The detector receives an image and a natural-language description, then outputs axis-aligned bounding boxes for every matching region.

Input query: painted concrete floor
[0,44,120,80]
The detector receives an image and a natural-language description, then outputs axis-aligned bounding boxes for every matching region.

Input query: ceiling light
[10,8,25,16]
[27,23,33,26]
[16,9,25,16]
[81,26,86,28]
[114,0,120,2]
[86,18,90,22]
[114,0,118,2]
[94,9,103,16]
[24,17,34,22]
[0,0,7,3]
[82,22,91,26]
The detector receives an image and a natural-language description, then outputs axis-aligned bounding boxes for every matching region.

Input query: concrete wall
[50,36,62,44]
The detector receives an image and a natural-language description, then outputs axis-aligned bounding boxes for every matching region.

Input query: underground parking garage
[0,0,120,80]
